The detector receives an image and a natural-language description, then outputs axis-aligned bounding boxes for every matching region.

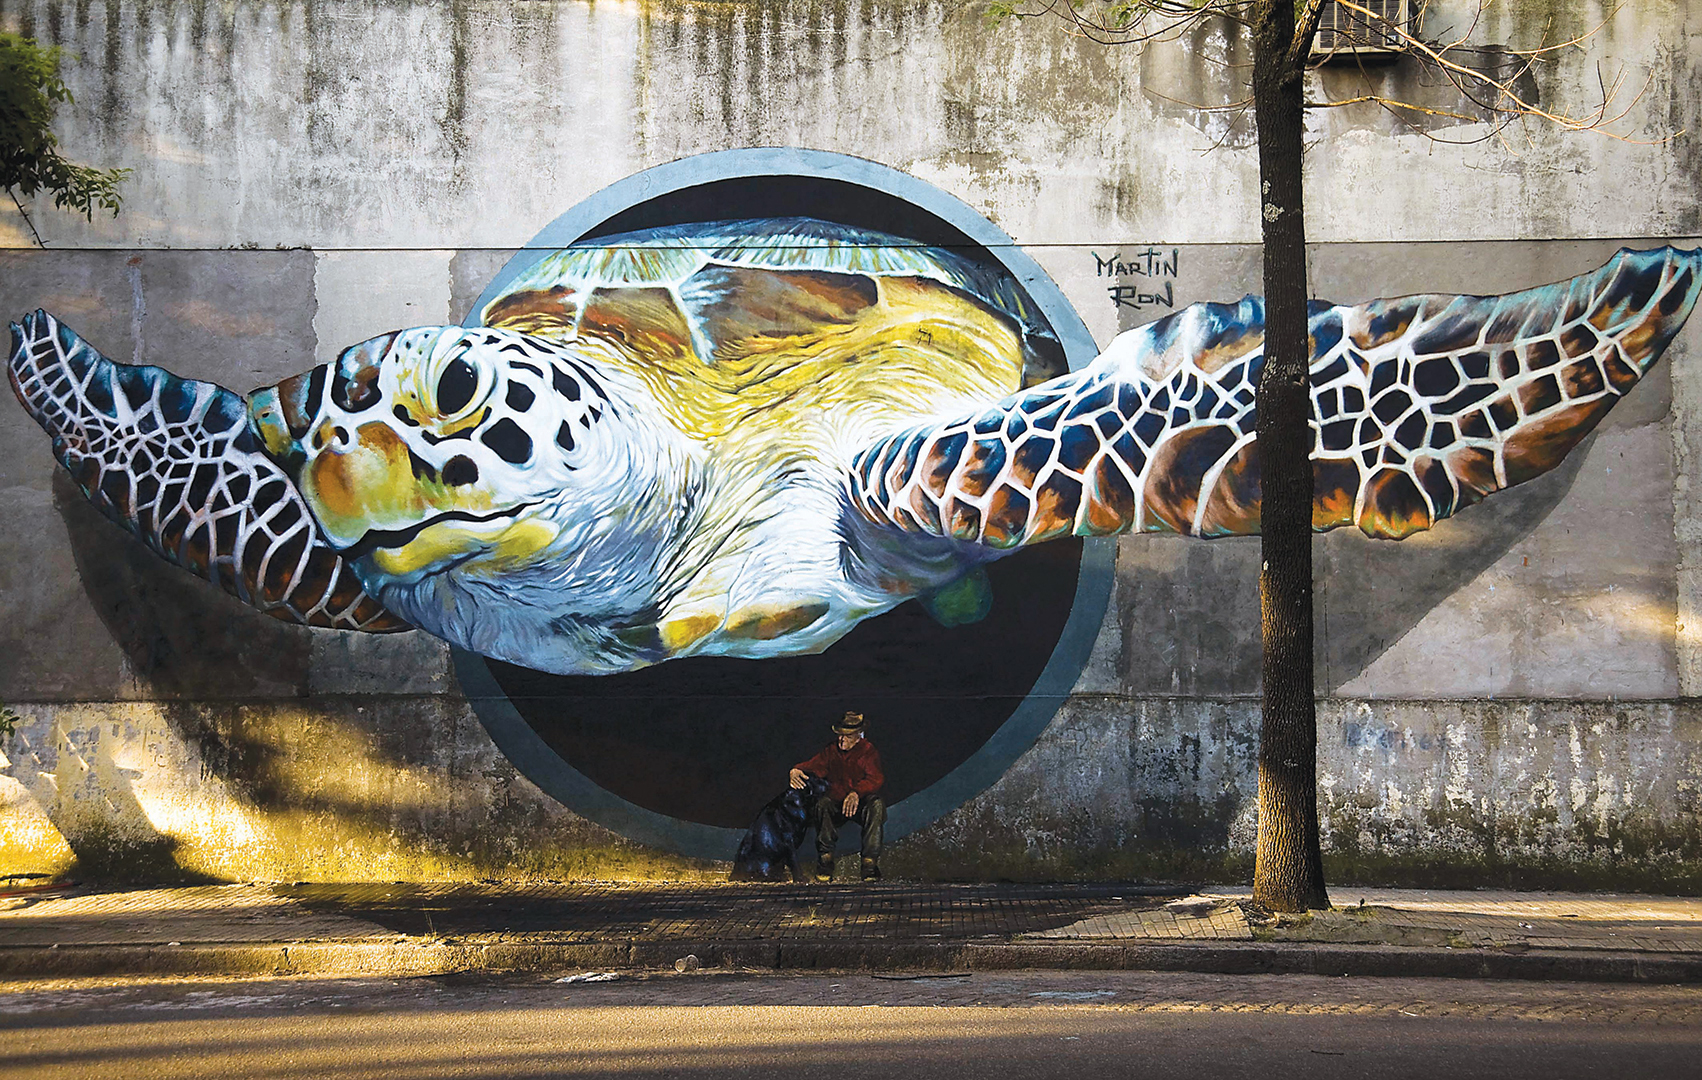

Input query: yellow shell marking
[724,602,832,641]
[658,612,725,652]
[579,275,1023,443]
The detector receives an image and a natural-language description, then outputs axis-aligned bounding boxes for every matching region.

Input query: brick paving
[0,885,380,946]
[278,881,1176,944]
[1026,887,1702,952]
[1024,896,1255,941]
[0,882,1171,948]
[1,881,1698,958]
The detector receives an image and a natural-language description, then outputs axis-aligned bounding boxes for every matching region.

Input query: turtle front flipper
[849,246,1701,546]
[7,311,407,631]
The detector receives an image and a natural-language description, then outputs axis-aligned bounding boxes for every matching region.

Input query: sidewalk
[2,880,1699,983]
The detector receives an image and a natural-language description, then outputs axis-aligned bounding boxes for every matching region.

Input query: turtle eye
[436,357,478,416]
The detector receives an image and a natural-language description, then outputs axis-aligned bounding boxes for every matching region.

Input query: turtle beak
[248,334,396,480]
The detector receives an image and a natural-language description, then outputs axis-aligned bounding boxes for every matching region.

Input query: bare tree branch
[996,0,1670,144]
[1286,0,1326,69]
[1320,0,1671,143]
[8,189,44,247]
[1199,95,1259,153]
[1145,87,1257,112]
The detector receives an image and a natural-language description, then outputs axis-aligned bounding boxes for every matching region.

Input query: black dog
[730,774,830,882]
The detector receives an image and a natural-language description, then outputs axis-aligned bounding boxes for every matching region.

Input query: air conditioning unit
[1310,0,1418,59]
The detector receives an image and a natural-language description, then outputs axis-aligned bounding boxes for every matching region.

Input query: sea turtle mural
[7,219,1700,677]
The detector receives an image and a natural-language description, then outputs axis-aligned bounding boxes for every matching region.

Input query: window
[1310,0,1418,59]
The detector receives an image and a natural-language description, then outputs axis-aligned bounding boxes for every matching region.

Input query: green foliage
[0,700,19,742]
[986,1,1154,27]
[985,1,1316,47]
[987,1,1232,28]
[0,32,127,222]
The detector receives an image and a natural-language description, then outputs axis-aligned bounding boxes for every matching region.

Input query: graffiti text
[1095,247,1179,311]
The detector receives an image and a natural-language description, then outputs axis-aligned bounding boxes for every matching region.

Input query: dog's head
[795,774,830,803]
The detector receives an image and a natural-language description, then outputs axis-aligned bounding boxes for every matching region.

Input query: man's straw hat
[832,711,866,735]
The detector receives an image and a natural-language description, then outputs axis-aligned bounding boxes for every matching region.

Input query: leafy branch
[0,31,128,245]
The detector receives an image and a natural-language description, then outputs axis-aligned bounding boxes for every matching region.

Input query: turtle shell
[480,217,1067,387]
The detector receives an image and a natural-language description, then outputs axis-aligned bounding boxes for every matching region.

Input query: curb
[2,939,1698,984]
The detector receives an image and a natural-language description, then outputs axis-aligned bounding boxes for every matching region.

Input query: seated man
[789,711,887,882]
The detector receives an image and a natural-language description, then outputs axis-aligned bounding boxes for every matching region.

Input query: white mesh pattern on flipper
[7,311,405,632]
[849,246,1702,547]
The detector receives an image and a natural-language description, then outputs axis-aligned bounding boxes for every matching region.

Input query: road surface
[3,969,1699,1078]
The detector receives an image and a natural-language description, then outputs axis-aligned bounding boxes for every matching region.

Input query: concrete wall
[2,0,1700,887]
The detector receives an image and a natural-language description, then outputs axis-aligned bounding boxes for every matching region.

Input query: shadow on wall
[1115,436,1597,696]
[29,427,1597,881]
[29,472,721,882]
[1,700,223,884]
[1317,442,1596,689]
[53,470,317,701]
[38,474,459,879]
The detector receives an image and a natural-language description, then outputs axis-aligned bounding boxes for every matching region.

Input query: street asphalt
[3,970,1701,1079]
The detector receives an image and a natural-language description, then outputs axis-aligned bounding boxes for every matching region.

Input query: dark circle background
[458,149,1109,854]
[489,543,1081,829]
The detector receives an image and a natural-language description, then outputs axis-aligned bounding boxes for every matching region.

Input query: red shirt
[794,739,884,803]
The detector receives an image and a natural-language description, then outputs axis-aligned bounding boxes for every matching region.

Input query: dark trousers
[812,795,886,862]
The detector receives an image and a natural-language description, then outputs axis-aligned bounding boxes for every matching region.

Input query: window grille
[1310,0,1417,58]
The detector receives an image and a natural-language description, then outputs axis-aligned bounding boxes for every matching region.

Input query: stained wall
[1,0,1700,886]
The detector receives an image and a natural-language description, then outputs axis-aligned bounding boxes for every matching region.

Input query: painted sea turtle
[8,219,1700,676]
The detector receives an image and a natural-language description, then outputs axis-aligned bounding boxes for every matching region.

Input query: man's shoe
[861,859,881,881]
[813,858,834,883]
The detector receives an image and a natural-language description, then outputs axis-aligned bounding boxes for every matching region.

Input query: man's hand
[842,791,859,816]
[789,769,808,790]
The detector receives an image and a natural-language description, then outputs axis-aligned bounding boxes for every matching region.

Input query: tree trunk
[1250,0,1329,912]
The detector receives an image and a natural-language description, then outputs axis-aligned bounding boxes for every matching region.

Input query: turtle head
[248,325,642,586]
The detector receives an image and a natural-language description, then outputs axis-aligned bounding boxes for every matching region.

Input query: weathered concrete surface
[0,1,1696,251]
[311,250,452,364]
[0,696,721,882]
[897,698,1702,891]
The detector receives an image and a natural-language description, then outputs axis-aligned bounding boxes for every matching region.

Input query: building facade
[1,0,1699,887]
